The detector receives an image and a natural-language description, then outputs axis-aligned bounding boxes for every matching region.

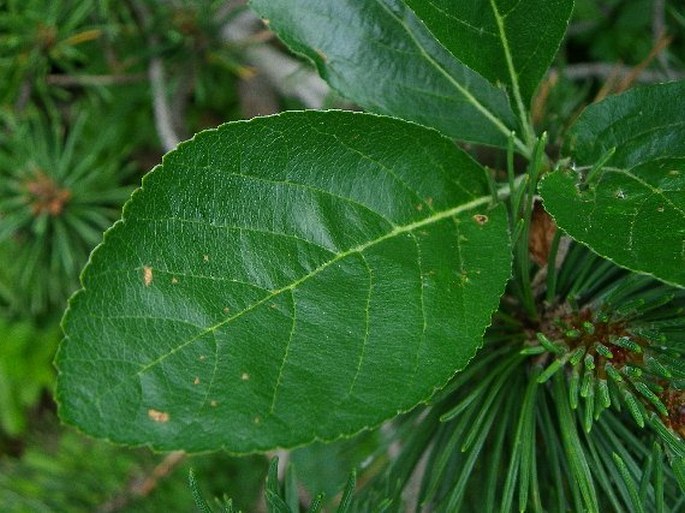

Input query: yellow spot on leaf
[223,307,230,314]
[210,400,218,407]
[199,355,206,361]
[143,266,153,286]
[148,408,169,423]
[241,372,250,381]
[193,377,200,385]
[203,254,209,262]
[171,277,178,284]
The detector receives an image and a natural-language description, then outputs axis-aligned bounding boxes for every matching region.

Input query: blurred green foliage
[0,108,135,316]
[0,0,246,314]
[0,413,266,512]
[571,0,685,64]
[0,318,59,439]
[0,0,252,509]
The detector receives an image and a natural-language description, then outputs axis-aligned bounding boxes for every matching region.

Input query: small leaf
[540,82,685,288]
[56,111,511,452]
[250,0,519,149]
[564,82,685,169]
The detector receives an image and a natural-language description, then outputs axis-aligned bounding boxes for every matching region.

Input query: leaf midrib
[374,0,529,156]
[108,193,494,386]
[488,0,534,147]
[602,166,685,218]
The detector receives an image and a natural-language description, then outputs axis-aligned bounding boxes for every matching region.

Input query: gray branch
[222,10,330,109]
[557,62,684,83]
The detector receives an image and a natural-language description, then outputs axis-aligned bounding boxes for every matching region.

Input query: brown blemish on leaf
[473,214,489,225]
[529,201,557,266]
[148,409,169,423]
[143,266,153,286]
[193,377,200,385]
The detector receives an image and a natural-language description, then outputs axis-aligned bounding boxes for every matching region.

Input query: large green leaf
[250,0,521,151]
[403,0,574,110]
[56,111,512,452]
[540,82,685,288]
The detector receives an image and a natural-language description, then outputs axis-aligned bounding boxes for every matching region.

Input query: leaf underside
[541,82,685,288]
[56,111,512,452]
[250,0,518,148]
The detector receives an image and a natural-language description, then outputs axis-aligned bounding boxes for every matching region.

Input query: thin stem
[556,63,683,82]
[128,0,181,152]
[517,133,549,320]
[545,229,563,304]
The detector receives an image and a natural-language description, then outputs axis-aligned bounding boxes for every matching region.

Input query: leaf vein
[345,252,374,399]
[606,167,685,218]
[121,195,494,390]
[196,331,220,416]
[422,0,498,36]
[374,0,526,154]
[410,232,427,384]
[309,126,434,213]
[269,289,297,415]
[138,217,342,257]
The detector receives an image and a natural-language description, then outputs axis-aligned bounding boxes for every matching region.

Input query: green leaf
[402,0,574,111]
[56,111,512,453]
[563,82,685,169]
[540,82,685,288]
[250,0,521,151]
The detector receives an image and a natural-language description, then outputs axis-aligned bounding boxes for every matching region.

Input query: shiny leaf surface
[403,0,574,107]
[56,111,512,452]
[250,0,520,149]
[540,82,685,288]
